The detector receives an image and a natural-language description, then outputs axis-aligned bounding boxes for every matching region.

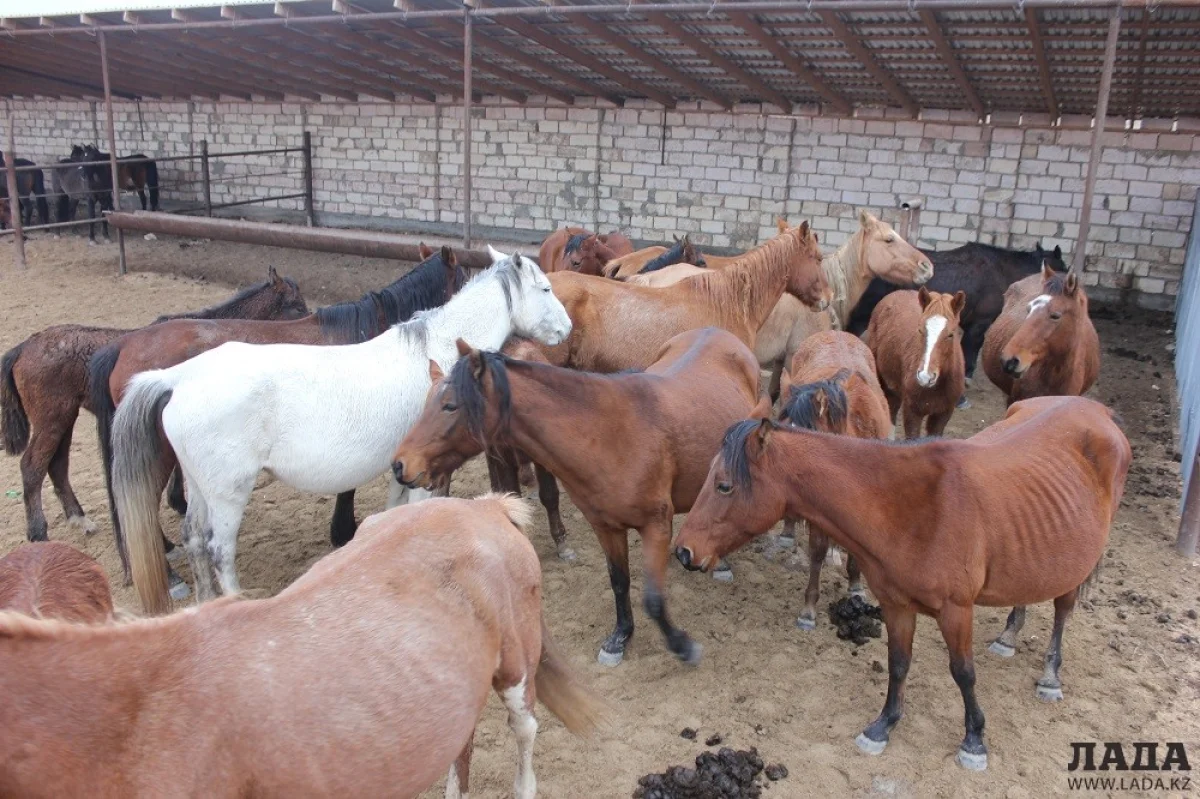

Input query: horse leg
[445,734,473,799]
[501,678,539,799]
[641,520,700,665]
[767,358,784,404]
[166,466,188,516]
[534,463,574,561]
[1035,591,1078,702]
[987,606,1027,658]
[46,412,98,536]
[924,410,953,438]
[846,554,867,598]
[179,492,218,603]
[137,189,147,211]
[962,322,989,385]
[86,197,97,244]
[387,474,432,508]
[19,426,60,542]
[938,603,988,770]
[779,516,799,548]
[329,490,358,548]
[798,525,830,630]
[857,605,916,755]
[205,491,251,598]
[518,461,537,491]
[596,527,634,666]
[901,406,923,440]
[487,450,521,494]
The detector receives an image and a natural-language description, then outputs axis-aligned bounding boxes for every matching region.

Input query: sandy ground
[1,234,1198,798]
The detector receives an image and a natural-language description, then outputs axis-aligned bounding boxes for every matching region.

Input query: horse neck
[695,250,790,334]
[420,271,519,366]
[825,233,867,323]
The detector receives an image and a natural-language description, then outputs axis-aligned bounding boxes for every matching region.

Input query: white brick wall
[7,97,1198,304]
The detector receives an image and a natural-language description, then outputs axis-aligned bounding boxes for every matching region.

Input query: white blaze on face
[1028,294,1051,317]
[917,315,948,388]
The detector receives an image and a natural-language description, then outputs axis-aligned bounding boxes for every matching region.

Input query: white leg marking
[503,678,538,799]
[66,515,98,536]
[444,764,463,799]
[386,477,408,509]
[1027,294,1051,317]
[917,315,948,388]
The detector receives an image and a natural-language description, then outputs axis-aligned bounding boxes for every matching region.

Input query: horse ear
[1065,272,1079,295]
[1041,261,1055,281]
[487,245,507,264]
[1035,243,1045,257]
[777,217,788,233]
[917,285,932,309]
[268,265,281,285]
[455,338,472,358]
[428,359,444,383]
[798,220,809,238]
[752,418,773,455]
[749,394,774,420]
[779,367,793,397]
[951,290,967,316]
[858,209,875,229]
[1054,245,1063,258]
[418,242,433,260]
[441,245,455,265]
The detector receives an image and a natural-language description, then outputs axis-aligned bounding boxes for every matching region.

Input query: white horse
[111,249,571,614]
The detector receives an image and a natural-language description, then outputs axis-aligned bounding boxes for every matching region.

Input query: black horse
[79,143,160,212]
[53,146,108,243]
[0,153,50,229]
[847,243,1069,399]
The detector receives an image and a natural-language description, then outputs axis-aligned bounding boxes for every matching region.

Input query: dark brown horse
[80,144,159,212]
[393,328,769,667]
[0,154,50,227]
[538,227,633,273]
[600,235,706,279]
[982,265,1100,406]
[0,542,114,623]
[675,395,1131,770]
[88,247,467,587]
[2,267,309,547]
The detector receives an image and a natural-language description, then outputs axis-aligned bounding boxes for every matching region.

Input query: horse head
[1000,264,1085,378]
[784,220,832,311]
[779,369,852,435]
[265,265,310,320]
[857,210,933,287]
[1035,243,1068,272]
[680,234,706,267]
[567,235,616,276]
[487,246,572,346]
[915,286,966,389]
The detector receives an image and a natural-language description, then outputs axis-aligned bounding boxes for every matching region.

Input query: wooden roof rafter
[818,10,919,116]
[918,9,984,116]
[726,11,852,114]
[1025,6,1060,118]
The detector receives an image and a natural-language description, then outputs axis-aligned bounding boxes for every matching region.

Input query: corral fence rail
[1176,193,1200,555]
[1,131,315,239]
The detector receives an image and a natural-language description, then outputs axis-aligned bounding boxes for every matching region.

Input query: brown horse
[1,267,309,546]
[539,221,828,373]
[868,287,966,439]
[600,235,706,279]
[393,328,769,667]
[674,395,1131,770]
[538,227,633,273]
[0,495,601,797]
[603,219,790,281]
[89,248,468,586]
[776,331,892,629]
[0,542,114,623]
[982,265,1100,406]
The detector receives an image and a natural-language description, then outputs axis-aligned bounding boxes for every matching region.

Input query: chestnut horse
[538,227,633,273]
[1,268,309,546]
[90,247,468,588]
[600,235,706,278]
[868,287,966,439]
[675,395,1131,770]
[0,495,602,798]
[776,331,892,629]
[603,219,790,281]
[0,542,114,623]
[393,328,769,667]
[982,264,1099,406]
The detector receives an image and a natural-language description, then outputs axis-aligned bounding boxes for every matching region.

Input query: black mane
[779,376,850,432]
[638,238,688,275]
[447,349,513,446]
[564,233,590,255]
[315,250,467,342]
[151,277,303,324]
[720,418,776,491]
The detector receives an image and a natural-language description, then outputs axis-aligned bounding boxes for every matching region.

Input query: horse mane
[637,238,687,275]
[681,226,814,323]
[720,418,775,490]
[780,375,850,432]
[564,233,590,255]
[448,349,513,446]
[316,251,466,342]
[821,232,863,321]
[1042,271,1070,295]
[151,277,299,324]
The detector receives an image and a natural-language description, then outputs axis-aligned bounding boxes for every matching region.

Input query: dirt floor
[2,234,1198,798]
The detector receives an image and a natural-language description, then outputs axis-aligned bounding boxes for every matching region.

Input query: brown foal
[538,227,633,273]
[675,395,1130,770]
[393,328,767,667]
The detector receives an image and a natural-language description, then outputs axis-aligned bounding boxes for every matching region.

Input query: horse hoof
[169,581,192,601]
[956,748,988,771]
[678,640,703,667]
[597,647,624,667]
[1036,684,1064,703]
[67,516,98,536]
[87,240,97,247]
[987,640,1016,658]
[165,547,186,565]
[776,535,795,549]
[849,586,870,600]
[557,547,577,562]
[712,566,734,583]
[855,733,888,756]
[956,396,972,410]
[796,616,816,631]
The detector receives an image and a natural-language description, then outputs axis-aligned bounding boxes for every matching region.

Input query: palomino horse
[91,247,466,588]
[626,211,932,397]
[982,264,1099,406]
[0,542,114,623]
[848,243,1068,396]
[2,268,309,547]
[538,227,633,272]
[868,287,966,438]
[393,328,769,667]
[539,221,828,372]
[776,331,892,629]
[600,235,706,278]
[0,495,602,798]
[675,395,1131,770]
[114,249,570,614]
[80,144,160,212]
[0,153,50,227]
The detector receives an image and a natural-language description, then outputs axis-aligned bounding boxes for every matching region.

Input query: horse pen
[2,1,1200,797]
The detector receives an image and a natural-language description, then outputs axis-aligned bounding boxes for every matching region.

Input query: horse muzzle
[916,370,939,389]
[390,460,424,489]
[674,546,707,572]
[915,261,934,285]
[1002,357,1027,377]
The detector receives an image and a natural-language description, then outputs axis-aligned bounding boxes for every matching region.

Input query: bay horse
[674,395,1131,770]
[603,219,791,281]
[393,327,769,667]
[538,227,633,272]
[2,267,309,548]
[599,235,706,278]
[847,242,1069,399]
[625,211,932,398]
[80,143,160,212]
[982,264,1100,406]
[776,331,892,629]
[90,247,466,588]
[114,249,570,614]
[0,495,602,798]
[867,287,966,439]
[0,153,50,227]
[0,542,114,624]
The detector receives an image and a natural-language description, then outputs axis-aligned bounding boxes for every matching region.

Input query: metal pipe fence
[1175,194,1200,555]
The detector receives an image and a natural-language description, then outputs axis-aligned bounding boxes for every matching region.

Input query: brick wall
[8,97,1198,308]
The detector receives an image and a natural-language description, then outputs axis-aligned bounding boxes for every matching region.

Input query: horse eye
[716,481,733,495]
[541,285,552,293]
[442,403,457,413]
[1050,312,1062,321]
[886,235,896,243]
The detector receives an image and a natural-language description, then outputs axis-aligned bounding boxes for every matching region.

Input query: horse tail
[1079,556,1103,603]
[88,344,123,545]
[145,159,159,211]
[0,342,29,456]
[535,616,606,736]
[111,371,177,615]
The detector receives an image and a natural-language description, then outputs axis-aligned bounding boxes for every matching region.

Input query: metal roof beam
[1025,7,1060,118]
[726,11,852,114]
[919,9,984,116]
[819,10,918,115]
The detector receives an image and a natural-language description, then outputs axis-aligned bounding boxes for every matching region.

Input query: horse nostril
[1003,358,1020,375]
[391,461,405,482]
[675,546,693,568]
